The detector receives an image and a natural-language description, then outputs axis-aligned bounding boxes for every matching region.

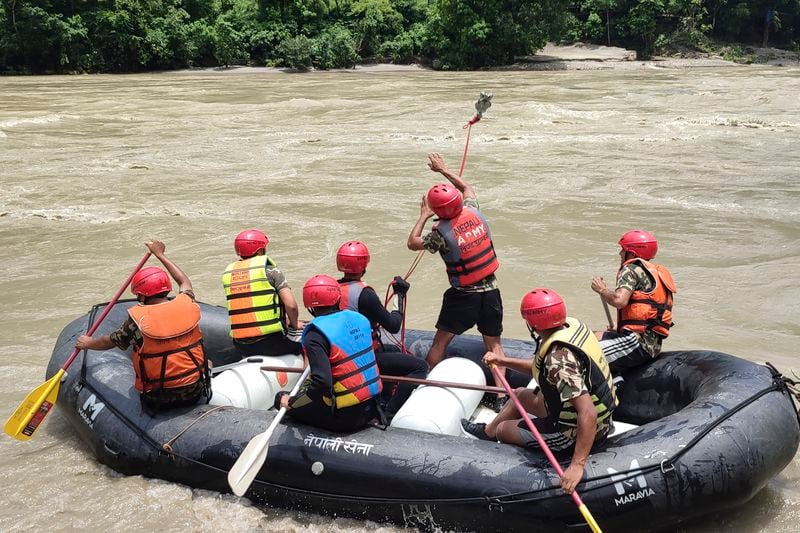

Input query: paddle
[601,298,615,330]
[257,364,507,395]
[4,252,152,441]
[228,366,312,497]
[490,365,603,533]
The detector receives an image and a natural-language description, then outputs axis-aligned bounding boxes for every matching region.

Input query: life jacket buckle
[660,459,675,474]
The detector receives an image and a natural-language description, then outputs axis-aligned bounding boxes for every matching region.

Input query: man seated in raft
[221,228,303,357]
[461,288,617,494]
[591,230,676,375]
[76,240,210,414]
[334,240,427,421]
[274,275,382,432]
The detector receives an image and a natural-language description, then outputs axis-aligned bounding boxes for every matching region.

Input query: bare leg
[484,387,544,441]
[426,328,457,370]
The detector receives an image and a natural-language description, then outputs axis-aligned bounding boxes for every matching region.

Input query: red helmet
[619,230,658,260]
[336,241,370,274]
[131,266,172,298]
[303,275,341,308]
[427,183,463,219]
[234,229,269,258]
[520,288,567,331]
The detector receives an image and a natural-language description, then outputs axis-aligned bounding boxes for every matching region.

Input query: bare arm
[482,351,534,377]
[407,195,434,251]
[428,152,476,200]
[278,287,300,329]
[75,334,115,351]
[146,240,192,292]
[591,277,631,309]
[560,393,597,494]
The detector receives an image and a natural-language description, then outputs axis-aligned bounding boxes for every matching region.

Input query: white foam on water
[0,113,79,130]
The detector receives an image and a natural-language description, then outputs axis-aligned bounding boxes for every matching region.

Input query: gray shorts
[517,416,576,452]
[599,330,650,373]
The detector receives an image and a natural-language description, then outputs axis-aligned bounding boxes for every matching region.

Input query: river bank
[162,42,800,75]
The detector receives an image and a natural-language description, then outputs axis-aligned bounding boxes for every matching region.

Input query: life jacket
[618,258,677,338]
[221,255,283,340]
[534,317,617,431]
[338,279,381,350]
[127,293,208,395]
[434,206,499,287]
[302,310,382,409]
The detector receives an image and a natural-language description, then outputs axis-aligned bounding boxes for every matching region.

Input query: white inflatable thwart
[209,354,303,410]
[390,357,486,436]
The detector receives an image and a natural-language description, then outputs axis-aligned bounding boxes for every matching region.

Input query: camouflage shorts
[141,380,208,413]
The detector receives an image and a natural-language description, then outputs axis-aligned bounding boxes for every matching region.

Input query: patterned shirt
[616,263,663,358]
[109,289,195,350]
[265,265,290,292]
[422,197,498,293]
[542,346,613,440]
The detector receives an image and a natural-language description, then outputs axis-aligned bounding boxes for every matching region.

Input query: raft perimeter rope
[162,405,227,456]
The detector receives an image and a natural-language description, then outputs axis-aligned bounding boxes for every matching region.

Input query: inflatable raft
[48,301,800,532]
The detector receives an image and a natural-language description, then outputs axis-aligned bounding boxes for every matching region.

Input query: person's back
[406,153,505,374]
[75,240,210,414]
[275,275,382,432]
[334,241,426,419]
[222,229,301,357]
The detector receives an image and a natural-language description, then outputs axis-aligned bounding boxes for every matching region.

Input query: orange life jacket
[128,293,208,394]
[434,206,499,287]
[618,258,677,338]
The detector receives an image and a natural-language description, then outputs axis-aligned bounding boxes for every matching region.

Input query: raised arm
[146,240,192,293]
[427,152,476,200]
[407,195,435,251]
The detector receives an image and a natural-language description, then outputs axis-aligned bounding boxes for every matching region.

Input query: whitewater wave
[0,113,79,130]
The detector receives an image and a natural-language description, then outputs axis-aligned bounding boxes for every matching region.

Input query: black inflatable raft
[48,301,800,532]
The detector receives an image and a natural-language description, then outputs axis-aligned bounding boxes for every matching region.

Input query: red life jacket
[618,258,677,338]
[434,206,499,287]
[127,293,208,394]
[338,279,381,350]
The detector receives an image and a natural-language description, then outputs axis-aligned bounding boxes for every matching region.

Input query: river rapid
[1,66,798,532]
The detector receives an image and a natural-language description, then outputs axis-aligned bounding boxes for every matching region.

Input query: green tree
[428,0,566,68]
[212,16,247,66]
[313,23,360,67]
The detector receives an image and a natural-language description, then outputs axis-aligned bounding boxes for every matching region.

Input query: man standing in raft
[462,289,617,495]
[591,230,677,373]
[335,241,427,419]
[221,229,302,357]
[75,240,210,414]
[275,275,382,432]
[406,153,505,377]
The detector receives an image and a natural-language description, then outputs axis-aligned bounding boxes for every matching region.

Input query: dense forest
[1,0,798,73]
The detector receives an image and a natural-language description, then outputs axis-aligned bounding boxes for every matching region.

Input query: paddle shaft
[490,365,603,533]
[601,298,615,330]
[258,364,507,395]
[63,252,152,371]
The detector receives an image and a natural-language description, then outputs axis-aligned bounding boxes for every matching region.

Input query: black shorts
[234,332,301,356]
[436,287,503,337]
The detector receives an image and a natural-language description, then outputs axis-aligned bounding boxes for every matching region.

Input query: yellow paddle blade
[4,369,64,441]
[578,503,603,533]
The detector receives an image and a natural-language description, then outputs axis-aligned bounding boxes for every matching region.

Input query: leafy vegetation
[1,0,798,72]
